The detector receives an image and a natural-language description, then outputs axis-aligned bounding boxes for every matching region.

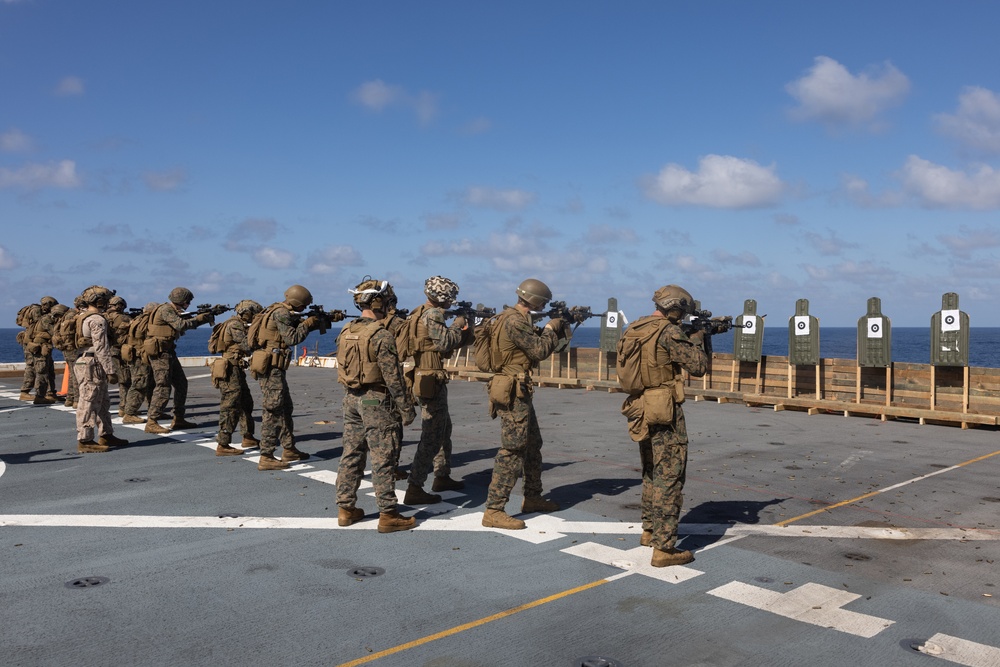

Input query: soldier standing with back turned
[74,286,129,453]
[212,299,263,456]
[105,296,132,417]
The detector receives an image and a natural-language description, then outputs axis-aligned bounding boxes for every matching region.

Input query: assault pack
[473,311,505,373]
[615,316,673,396]
[16,304,38,328]
[336,320,385,389]
[207,320,229,354]
[120,310,152,361]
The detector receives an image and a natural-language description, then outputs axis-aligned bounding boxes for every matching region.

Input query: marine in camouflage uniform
[28,296,60,405]
[632,285,707,568]
[105,296,132,416]
[121,302,159,422]
[73,286,128,453]
[17,303,42,401]
[380,288,408,482]
[403,276,468,506]
[335,278,417,533]
[144,287,214,433]
[213,300,262,456]
[56,296,88,407]
[251,285,324,470]
[482,279,564,530]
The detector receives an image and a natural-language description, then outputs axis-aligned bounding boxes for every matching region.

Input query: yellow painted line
[335,577,611,667]
[777,448,1000,527]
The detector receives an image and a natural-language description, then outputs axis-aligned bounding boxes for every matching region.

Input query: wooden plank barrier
[446,346,1000,429]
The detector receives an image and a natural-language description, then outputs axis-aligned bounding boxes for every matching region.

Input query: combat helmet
[169,287,194,305]
[284,285,313,311]
[349,277,390,312]
[108,296,127,312]
[235,299,263,320]
[424,276,459,305]
[39,296,58,312]
[73,295,87,309]
[653,285,695,317]
[515,278,552,310]
[51,304,69,317]
[383,283,398,311]
[81,285,115,307]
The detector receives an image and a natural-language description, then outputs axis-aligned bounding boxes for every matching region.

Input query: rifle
[126,307,144,317]
[533,301,596,351]
[181,303,232,321]
[443,301,496,323]
[302,304,351,334]
[681,308,734,362]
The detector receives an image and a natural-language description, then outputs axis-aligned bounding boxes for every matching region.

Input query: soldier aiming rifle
[532,300,596,350]
[299,304,350,333]
[182,303,232,320]
[682,307,734,364]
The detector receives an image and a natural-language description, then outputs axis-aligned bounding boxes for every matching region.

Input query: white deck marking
[917,633,1000,666]
[839,450,872,468]
[707,581,894,638]
[561,541,703,583]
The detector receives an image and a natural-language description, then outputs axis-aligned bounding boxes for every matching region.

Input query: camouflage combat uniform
[336,317,414,513]
[74,313,117,442]
[146,302,208,423]
[30,308,59,400]
[252,303,311,458]
[381,311,408,473]
[636,318,707,551]
[485,307,558,512]
[17,304,41,396]
[53,308,80,405]
[122,304,157,419]
[105,307,132,413]
[214,315,255,446]
[406,303,465,488]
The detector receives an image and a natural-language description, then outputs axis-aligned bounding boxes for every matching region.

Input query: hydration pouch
[413,369,441,400]
[143,338,161,358]
[643,386,675,426]
[211,358,230,387]
[250,349,272,376]
[120,343,135,363]
[487,374,515,411]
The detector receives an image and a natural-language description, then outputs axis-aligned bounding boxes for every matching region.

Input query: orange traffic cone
[57,362,70,397]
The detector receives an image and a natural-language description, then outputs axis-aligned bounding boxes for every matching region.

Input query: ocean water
[4,326,1000,368]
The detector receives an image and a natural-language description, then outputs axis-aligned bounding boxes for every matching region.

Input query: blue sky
[3,1,1000,328]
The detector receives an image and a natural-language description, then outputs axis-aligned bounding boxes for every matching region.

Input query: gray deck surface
[1,365,999,667]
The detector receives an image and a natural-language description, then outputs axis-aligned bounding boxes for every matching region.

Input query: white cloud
[802,229,859,256]
[839,173,903,207]
[641,154,784,208]
[307,244,364,274]
[0,160,80,189]
[937,225,1000,259]
[1,128,33,152]
[711,249,761,266]
[350,79,438,125]
[142,168,187,192]
[423,212,465,230]
[54,76,84,96]
[0,245,18,270]
[253,246,295,269]
[899,155,1000,209]
[461,186,536,211]
[935,86,1000,155]
[226,217,278,251]
[786,56,910,127]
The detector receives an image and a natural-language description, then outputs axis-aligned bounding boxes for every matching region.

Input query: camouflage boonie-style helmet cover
[82,285,115,306]
[235,299,263,317]
[284,285,313,311]
[516,278,552,310]
[424,276,459,304]
[349,277,389,312]
[169,287,194,305]
[653,285,695,315]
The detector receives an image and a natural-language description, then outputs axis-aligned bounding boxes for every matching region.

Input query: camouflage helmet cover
[515,278,552,310]
[51,304,69,317]
[108,295,127,311]
[39,296,58,310]
[73,295,87,309]
[143,301,159,313]
[283,285,313,311]
[349,277,389,312]
[383,283,398,309]
[169,287,194,305]
[235,299,263,318]
[653,284,695,315]
[82,285,115,306]
[424,276,459,304]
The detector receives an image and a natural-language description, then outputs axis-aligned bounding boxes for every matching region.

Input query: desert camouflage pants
[216,360,254,445]
[486,391,544,511]
[337,388,399,513]
[123,359,152,416]
[407,383,452,487]
[31,350,54,397]
[112,353,131,411]
[62,350,79,401]
[148,351,187,421]
[257,367,293,457]
[74,357,112,442]
[639,407,689,551]
[20,347,35,392]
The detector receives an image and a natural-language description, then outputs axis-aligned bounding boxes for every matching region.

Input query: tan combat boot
[521,496,559,513]
[403,484,441,505]
[78,440,111,453]
[171,416,199,430]
[19,392,32,401]
[281,445,309,462]
[377,510,416,533]
[431,476,465,492]
[481,509,526,530]
[63,398,74,407]
[241,434,260,449]
[98,433,129,448]
[257,454,290,471]
[121,414,145,425]
[651,547,694,567]
[640,530,652,547]
[216,444,243,456]
[33,395,56,405]
[144,419,170,434]
[338,506,365,526]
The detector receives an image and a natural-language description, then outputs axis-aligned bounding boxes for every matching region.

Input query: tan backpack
[616,316,672,396]
[336,320,385,389]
